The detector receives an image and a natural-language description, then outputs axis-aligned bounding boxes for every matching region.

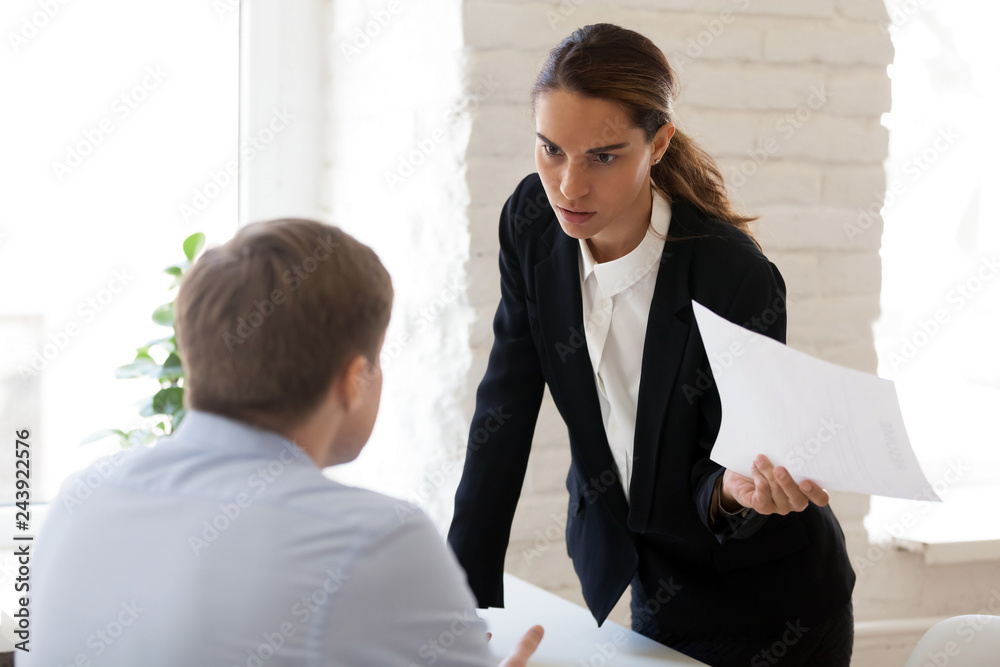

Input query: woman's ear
[653,122,676,163]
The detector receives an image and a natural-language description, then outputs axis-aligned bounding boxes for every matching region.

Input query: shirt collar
[167,409,314,466]
[579,191,671,298]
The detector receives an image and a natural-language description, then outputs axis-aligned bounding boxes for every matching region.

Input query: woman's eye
[595,153,616,164]
[543,144,561,156]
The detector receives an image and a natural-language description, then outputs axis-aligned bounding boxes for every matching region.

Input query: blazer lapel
[626,199,697,532]
[532,197,702,531]
[534,230,631,523]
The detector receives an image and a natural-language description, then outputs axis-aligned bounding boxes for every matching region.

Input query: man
[25,219,542,665]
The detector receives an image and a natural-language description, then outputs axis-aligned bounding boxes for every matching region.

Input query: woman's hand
[721,455,828,516]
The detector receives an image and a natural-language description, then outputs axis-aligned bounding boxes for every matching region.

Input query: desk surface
[478,574,706,666]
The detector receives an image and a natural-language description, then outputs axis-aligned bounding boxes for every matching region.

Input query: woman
[447,23,855,667]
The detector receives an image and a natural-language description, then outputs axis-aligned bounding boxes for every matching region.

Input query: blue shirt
[25,410,495,666]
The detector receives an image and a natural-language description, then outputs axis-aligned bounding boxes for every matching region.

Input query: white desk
[478,574,707,666]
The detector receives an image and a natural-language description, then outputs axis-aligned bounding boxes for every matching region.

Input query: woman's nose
[560,161,590,201]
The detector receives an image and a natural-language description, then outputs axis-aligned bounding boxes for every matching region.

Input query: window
[867,0,1000,543]
[0,0,237,553]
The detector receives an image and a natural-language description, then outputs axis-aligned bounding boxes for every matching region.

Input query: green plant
[82,232,206,449]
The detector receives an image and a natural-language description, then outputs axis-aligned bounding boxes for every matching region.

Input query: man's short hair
[175,219,392,428]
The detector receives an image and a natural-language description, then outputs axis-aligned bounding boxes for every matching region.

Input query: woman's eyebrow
[536,132,629,153]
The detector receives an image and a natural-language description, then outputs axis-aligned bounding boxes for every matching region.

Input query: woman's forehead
[535,90,641,150]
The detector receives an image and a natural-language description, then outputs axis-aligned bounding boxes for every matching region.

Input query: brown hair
[175,219,393,430]
[531,23,758,244]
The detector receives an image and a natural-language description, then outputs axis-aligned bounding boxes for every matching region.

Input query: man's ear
[338,354,370,411]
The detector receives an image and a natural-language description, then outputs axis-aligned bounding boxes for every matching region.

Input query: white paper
[691,300,940,501]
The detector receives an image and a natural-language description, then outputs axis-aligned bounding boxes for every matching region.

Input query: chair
[904,615,1000,667]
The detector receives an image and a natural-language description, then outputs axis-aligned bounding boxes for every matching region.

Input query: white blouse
[578,192,671,502]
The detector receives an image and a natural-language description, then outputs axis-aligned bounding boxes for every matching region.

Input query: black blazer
[447,173,855,637]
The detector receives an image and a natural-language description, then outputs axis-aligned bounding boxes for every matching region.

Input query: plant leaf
[115,353,160,379]
[183,232,206,262]
[164,266,183,277]
[79,429,127,447]
[158,352,184,381]
[143,336,176,353]
[172,408,187,431]
[152,303,174,327]
[138,395,156,417]
[152,387,184,416]
[124,428,156,447]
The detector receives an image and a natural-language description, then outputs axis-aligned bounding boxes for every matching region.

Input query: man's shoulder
[56,427,428,535]
[288,478,430,532]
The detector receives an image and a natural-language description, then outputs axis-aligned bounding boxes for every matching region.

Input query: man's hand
[721,454,828,516]
[497,625,544,667]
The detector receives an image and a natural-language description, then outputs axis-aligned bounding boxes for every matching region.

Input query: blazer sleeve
[446,185,546,608]
[691,258,788,543]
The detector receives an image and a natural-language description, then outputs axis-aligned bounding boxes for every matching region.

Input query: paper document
[691,300,939,501]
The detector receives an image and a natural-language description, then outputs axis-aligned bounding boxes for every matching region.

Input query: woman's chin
[556,219,595,240]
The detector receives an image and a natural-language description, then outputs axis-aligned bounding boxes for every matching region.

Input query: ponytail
[653,129,759,247]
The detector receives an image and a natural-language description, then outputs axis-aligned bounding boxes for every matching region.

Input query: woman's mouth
[557,206,596,225]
